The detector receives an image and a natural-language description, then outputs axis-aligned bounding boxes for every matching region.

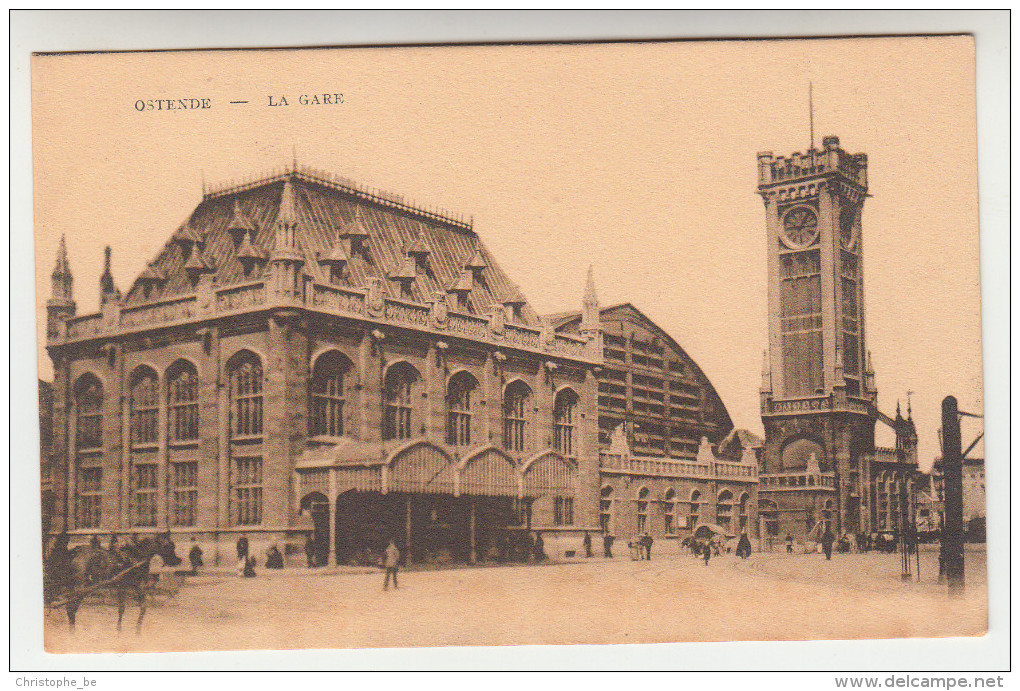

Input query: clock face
[840,205,859,249]
[781,207,819,249]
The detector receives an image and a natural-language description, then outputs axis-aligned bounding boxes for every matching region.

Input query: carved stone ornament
[429,291,449,328]
[366,277,386,317]
[488,304,505,336]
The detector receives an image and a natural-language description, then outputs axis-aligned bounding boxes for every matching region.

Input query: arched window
[74,375,103,450]
[74,375,103,528]
[384,362,420,441]
[503,380,531,452]
[168,361,199,442]
[310,352,350,437]
[553,388,578,456]
[599,485,613,533]
[637,487,650,533]
[228,352,263,526]
[663,488,676,534]
[446,371,477,446]
[717,489,734,530]
[229,353,263,437]
[689,489,701,530]
[129,367,159,446]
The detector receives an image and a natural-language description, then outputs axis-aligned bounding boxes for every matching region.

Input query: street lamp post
[941,396,965,598]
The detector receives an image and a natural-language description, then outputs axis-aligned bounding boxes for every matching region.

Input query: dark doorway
[300,492,330,566]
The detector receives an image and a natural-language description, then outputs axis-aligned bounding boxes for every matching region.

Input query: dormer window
[447,269,473,310]
[502,285,526,322]
[227,199,256,247]
[388,255,417,300]
[406,234,431,273]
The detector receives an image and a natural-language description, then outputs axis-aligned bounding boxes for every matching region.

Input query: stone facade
[44,167,602,566]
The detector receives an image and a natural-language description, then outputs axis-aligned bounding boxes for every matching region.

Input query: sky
[31,37,981,472]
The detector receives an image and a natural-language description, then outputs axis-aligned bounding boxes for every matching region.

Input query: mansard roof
[123,169,540,326]
[550,301,735,433]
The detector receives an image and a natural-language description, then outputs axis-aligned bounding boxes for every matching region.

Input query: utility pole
[941,396,965,598]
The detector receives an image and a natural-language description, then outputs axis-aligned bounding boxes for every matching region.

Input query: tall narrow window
[637,487,649,533]
[171,461,198,526]
[134,463,158,526]
[739,493,749,532]
[310,352,350,437]
[553,388,578,456]
[503,381,531,452]
[168,361,199,442]
[446,371,477,446]
[75,375,103,450]
[663,488,676,535]
[554,496,574,526]
[234,457,263,525]
[74,375,104,528]
[130,368,159,446]
[383,362,419,441]
[229,353,263,437]
[77,467,103,529]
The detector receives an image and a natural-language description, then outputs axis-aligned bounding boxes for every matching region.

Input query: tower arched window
[503,380,532,452]
[229,353,263,437]
[599,485,613,534]
[446,371,477,446]
[689,490,701,530]
[310,352,351,437]
[717,489,734,530]
[553,388,578,456]
[167,361,199,442]
[384,362,420,441]
[74,375,104,528]
[663,488,676,534]
[129,367,159,446]
[637,487,650,533]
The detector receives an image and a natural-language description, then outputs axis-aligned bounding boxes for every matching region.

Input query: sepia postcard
[28,32,990,660]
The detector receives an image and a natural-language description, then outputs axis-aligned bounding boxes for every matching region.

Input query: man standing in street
[237,534,249,562]
[383,539,400,591]
[602,532,614,558]
[821,527,835,561]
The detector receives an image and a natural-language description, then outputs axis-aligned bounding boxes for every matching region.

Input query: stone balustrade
[600,452,756,482]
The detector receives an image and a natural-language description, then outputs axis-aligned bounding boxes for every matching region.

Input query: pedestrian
[89,534,101,549]
[304,533,316,567]
[785,534,794,553]
[736,532,752,559]
[642,532,654,560]
[583,531,593,558]
[533,532,546,562]
[383,539,400,591]
[242,555,257,578]
[188,537,203,574]
[702,540,711,565]
[236,534,249,561]
[266,543,284,569]
[108,533,119,551]
[821,528,835,560]
[602,532,614,558]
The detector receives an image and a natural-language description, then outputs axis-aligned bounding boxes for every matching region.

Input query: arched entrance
[300,492,330,566]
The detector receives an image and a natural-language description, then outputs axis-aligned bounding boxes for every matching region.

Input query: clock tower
[756,135,881,542]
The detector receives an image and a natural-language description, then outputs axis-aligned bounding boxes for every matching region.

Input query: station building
[44,166,604,566]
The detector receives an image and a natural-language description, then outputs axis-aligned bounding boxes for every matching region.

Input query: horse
[46,531,180,633]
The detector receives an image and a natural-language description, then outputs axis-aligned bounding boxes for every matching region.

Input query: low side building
[551,301,758,546]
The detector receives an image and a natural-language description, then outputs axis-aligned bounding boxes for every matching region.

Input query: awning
[693,523,735,539]
[297,438,386,468]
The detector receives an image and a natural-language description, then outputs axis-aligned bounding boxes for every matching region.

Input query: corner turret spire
[51,235,73,303]
[99,245,120,306]
[580,265,600,333]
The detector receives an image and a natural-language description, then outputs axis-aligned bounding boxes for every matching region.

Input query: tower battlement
[757,136,868,190]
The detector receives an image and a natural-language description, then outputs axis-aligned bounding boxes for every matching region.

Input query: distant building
[551,302,759,541]
[756,136,920,547]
